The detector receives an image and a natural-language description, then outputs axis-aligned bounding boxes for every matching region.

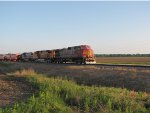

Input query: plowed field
[0,72,35,107]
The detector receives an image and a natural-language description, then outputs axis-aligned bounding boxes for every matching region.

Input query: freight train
[0,45,96,64]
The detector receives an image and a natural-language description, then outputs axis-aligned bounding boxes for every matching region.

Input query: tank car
[4,54,17,61]
[0,54,4,61]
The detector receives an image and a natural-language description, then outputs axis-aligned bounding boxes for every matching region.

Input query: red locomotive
[59,45,95,64]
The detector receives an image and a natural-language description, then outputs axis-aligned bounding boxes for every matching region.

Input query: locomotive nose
[82,49,92,58]
[86,50,91,57]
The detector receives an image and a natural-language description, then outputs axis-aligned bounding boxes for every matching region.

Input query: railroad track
[91,63,150,68]
[55,62,150,70]
[1,61,150,69]
[47,62,150,69]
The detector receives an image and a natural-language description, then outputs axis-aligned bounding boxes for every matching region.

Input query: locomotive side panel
[39,51,48,59]
[32,51,39,61]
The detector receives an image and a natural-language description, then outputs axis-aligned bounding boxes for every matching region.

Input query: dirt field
[96,57,150,65]
[0,71,35,107]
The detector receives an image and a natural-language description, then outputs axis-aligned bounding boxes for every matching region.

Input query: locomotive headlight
[86,50,90,57]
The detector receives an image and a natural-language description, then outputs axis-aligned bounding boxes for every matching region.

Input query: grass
[0,62,11,67]
[0,69,150,113]
[96,57,150,65]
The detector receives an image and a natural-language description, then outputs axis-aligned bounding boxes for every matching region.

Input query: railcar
[4,54,17,61]
[0,54,5,61]
[20,52,33,61]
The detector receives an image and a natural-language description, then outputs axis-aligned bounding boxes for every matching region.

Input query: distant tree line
[95,54,150,57]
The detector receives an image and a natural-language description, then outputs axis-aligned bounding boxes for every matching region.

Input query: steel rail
[1,61,150,69]
[88,63,150,68]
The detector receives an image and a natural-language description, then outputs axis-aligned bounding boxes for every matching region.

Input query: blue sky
[0,1,150,54]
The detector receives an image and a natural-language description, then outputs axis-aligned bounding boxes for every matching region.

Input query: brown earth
[96,57,150,64]
[0,72,35,108]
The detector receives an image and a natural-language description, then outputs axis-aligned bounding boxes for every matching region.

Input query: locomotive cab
[81,45,96,64]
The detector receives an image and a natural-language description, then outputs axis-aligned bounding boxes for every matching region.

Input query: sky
[0,1,150,54]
